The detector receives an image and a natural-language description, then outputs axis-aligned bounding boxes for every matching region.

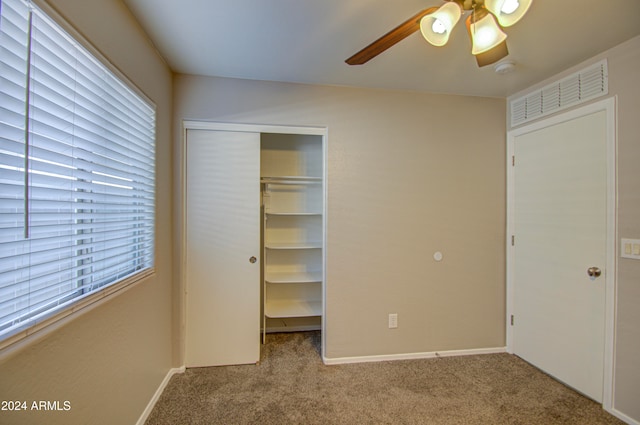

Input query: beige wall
[0,1,174,424]
[507,35,640,423]
[173,76,507,361]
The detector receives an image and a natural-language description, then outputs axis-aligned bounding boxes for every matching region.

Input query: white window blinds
[0,0,156,342]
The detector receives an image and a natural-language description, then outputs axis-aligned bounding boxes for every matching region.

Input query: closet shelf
[261,176,322,185]
[265,242,322,250]
[265,271,322,284]
[265,300,322,318]
[265,211,322,216]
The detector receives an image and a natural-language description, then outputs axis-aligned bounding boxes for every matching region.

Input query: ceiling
[122,0,640,98]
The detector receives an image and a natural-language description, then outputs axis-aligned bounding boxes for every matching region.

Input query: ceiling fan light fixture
[345,0,533,67]
[419,2,462,47]
[467,10,508,55]
[475,41,509,66]
[484,0,532,27]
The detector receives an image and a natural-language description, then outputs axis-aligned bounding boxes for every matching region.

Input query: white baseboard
[608,407,640,425]
[136,366,186,425]
[322,346,507,365]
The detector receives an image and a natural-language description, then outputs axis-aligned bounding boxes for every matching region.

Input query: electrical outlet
[388,313,398,329]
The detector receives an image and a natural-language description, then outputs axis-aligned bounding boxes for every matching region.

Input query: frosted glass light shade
[469,13,508,55]
[420,2,462,47]
[484,0,532,27]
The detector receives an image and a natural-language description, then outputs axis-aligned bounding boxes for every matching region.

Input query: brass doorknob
[587,267,601,278]
[249,256,257,264]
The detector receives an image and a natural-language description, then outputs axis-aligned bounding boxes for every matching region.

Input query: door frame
[506,97,617,410]
[180,120,328,362]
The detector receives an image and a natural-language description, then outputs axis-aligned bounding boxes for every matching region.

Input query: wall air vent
[510,59,608,127]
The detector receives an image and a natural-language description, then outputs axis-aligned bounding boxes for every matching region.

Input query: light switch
[621,238,640,260]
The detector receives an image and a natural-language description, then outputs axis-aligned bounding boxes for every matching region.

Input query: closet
[184,123,325,367]
[261,133,323,342]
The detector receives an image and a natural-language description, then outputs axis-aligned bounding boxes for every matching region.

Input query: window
[0,0,156,344]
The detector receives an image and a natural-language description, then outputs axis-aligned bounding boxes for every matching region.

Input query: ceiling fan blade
[345,7,439,65]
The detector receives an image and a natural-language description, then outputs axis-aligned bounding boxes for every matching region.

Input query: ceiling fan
[345,0,532,67]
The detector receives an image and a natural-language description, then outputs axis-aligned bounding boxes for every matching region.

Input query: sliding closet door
[185,130,261,367]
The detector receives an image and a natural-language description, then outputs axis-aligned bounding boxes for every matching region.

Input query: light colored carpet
[146,331,623,424]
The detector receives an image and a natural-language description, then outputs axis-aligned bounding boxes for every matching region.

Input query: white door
[511,109,608,402]
[185,129,261,367]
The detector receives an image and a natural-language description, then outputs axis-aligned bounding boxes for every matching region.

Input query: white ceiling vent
[510,60,608,127]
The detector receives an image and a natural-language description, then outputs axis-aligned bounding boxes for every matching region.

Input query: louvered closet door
[185,130,260,367]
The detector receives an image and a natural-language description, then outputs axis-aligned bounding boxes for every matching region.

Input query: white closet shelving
[261,134,323,341]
